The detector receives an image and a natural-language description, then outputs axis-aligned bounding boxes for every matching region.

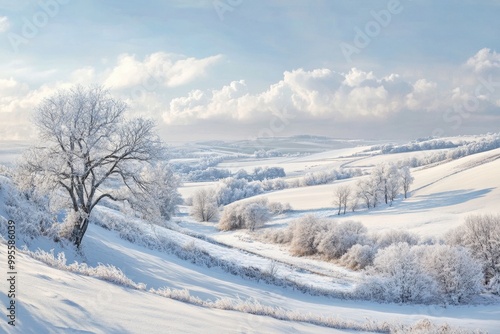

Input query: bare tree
[21,85,165,247]
[400,165,414,199]
[386,164,401,206]
[190,188,219,222]
[372,163,388,205]
[333,185,351,215]
[356,179,373,209]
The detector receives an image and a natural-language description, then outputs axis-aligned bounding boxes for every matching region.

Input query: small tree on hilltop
[20,85,166,247]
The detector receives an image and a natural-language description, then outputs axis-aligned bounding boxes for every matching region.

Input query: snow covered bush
[317,220,367,259]
[360,242,484,304]
[299,168,362,187]
[374,229,420,249]
[218,199,270,231]
[418,245,483,304]
[359,242,438,304]
[187,167,231,182]
[261,178,288,191]
[447,214,500,283]
[0,175,56,242]
[288,215,331,256]
[215,177,264,205]
[267,201,292,215]
[252,166,286,181]
[243,202,271,231]
[340,244,376,270]
[261,226,293,244]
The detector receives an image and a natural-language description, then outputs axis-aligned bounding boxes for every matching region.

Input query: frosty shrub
[359,242,439,304]
[374,229,419,249]
[0,175,56,241]
[215,177,264,206]
[267,201,292,215]
[261,178,288,191]
[244,202,271,231]
[261,227,293,244]
[419,244,483,304]
[340,244,376,270]
[218,199,270,231]
[360,242,484,304]
[449,214,500,283]
[288,215,332,256]
[444,225,466,246]
[317,221,367,259]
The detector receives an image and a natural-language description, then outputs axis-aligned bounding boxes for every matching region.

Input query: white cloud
[0,16,10,33]
[1,48,499,141]
[465,48,500,73]
[163,67,446,124]
[71,67,96,85]
[104,52,223,89]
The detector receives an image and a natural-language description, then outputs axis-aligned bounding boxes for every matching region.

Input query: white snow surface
[1,135,500,333]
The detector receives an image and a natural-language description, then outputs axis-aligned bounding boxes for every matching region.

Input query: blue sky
[1,0,499,142]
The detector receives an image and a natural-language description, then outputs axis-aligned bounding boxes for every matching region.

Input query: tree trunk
[71,216,89,248]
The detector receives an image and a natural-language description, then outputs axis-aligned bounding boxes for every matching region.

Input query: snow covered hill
[1,134,500,333]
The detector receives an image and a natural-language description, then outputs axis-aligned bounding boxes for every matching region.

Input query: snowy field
[1,134,500,333]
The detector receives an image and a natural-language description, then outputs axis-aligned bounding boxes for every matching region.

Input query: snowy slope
[0,245,344,334]
[2,135,500,333]
[4,221,494,333]
[242,148,500,237]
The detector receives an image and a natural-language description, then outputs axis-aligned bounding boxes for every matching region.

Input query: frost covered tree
[317,220,367,259]
[333,185,351,215]
[355,162,412,210]
[375,229,420,249]
[361,242,438,304]
[419,245,483,304]
[288,215,330,256]
[127,163,182,223]
[190,188,219,222]
[400,164,414,199]
[340,244,376,270]
[385,164,401,205]
[356,178,374,209]
[20,86,165,247]
[372,164,388,205]
[451,214,500,283]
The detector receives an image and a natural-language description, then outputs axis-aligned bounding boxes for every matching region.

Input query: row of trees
[333,163,414,214]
